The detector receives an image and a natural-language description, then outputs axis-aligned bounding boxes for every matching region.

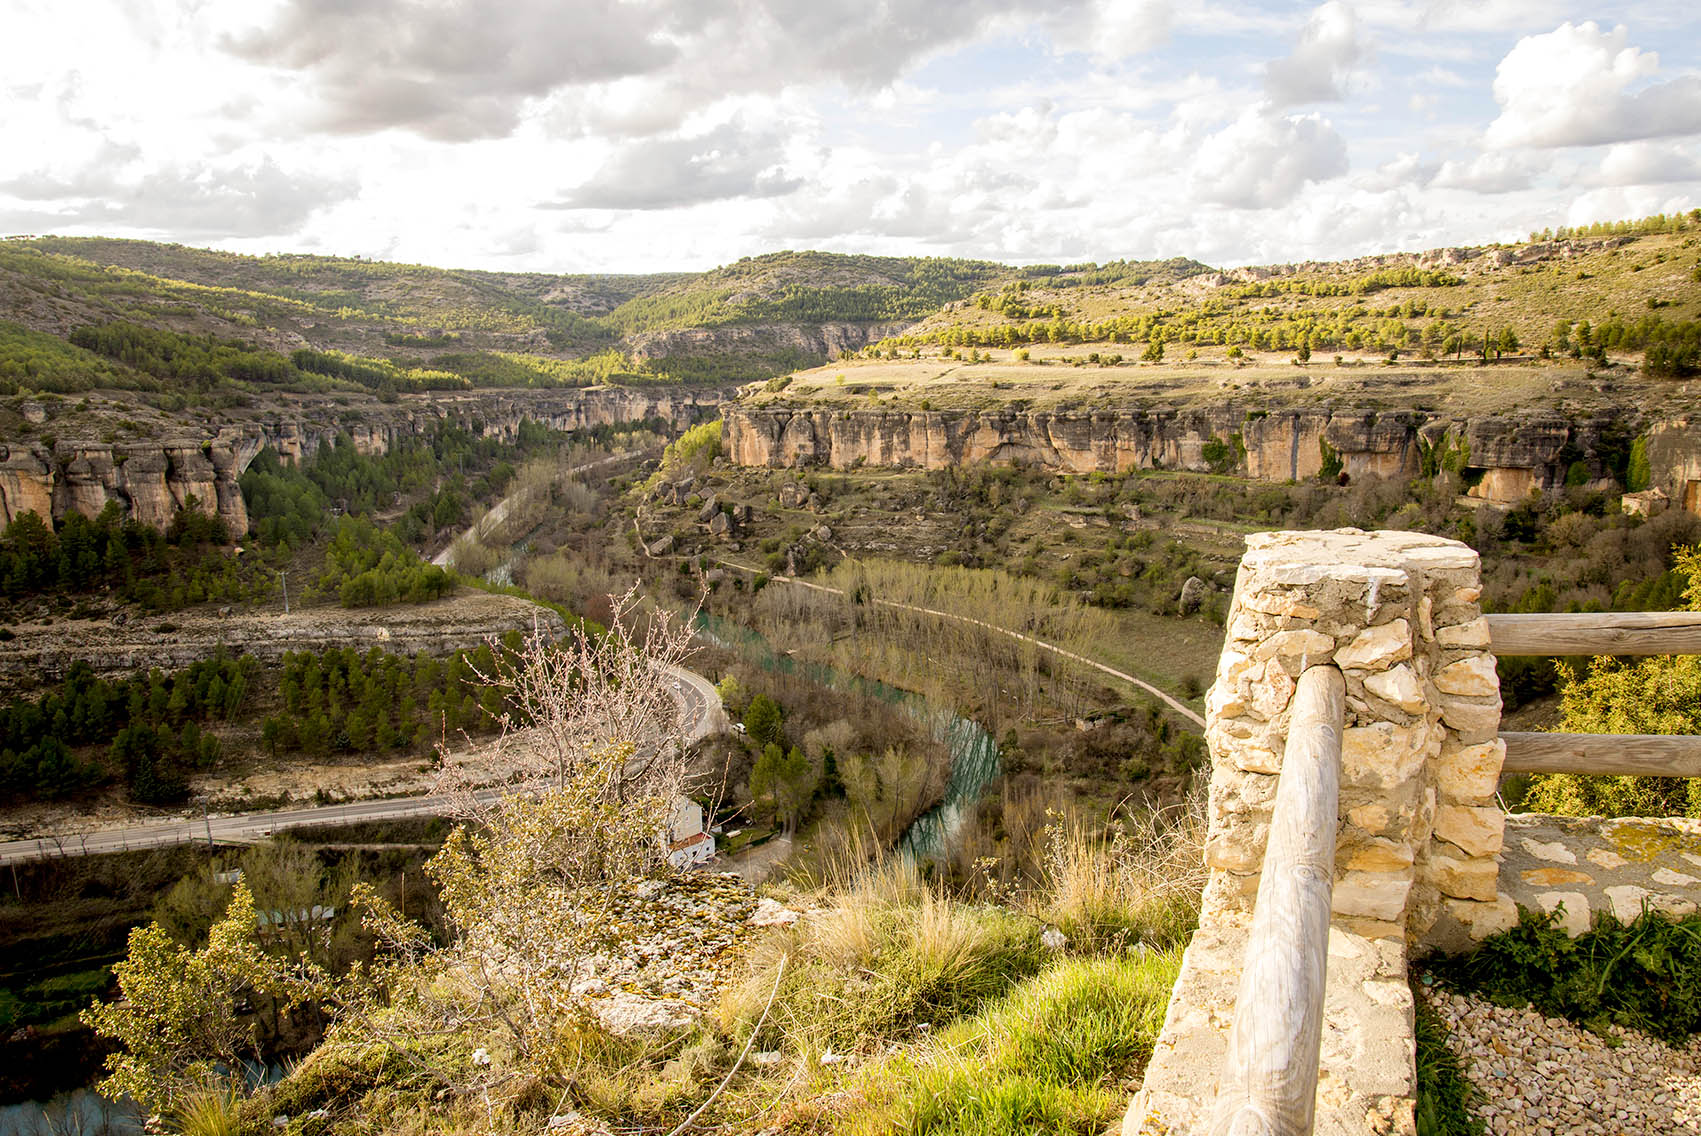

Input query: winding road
[0,663,725,867]
[710,560,1207,728]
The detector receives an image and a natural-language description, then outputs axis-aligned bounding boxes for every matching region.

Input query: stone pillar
[1127,530,1515,1136]
[1203,528,1512,948]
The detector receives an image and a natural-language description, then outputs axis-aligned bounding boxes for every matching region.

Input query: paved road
[0,662,725,867]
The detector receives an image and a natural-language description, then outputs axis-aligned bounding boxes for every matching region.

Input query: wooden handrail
[1208,665,1344,1136]
[1485,612,1701,658]
[1501,732,1701,778]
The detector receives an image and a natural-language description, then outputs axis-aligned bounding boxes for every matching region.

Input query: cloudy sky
[3,1,1699,273]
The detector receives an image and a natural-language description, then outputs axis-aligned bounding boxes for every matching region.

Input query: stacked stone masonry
[1127,529,1508,1136]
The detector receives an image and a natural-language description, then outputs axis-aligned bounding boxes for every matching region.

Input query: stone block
[1216,648,1256,682]
[1434,737,1504,803]
[1520,867,1593,886]
[1249,658,1295,718]
[1333,868,1414,921]
[1433,654,1499,698]
[1240,589,1321,619]
[1519,836,1576,864]
[1344,836,1416,872]
[1334,619,1412,671]
[1205,680,1246,719]
[1445,892,1519,941]
[1436,693,1501,742]
[1252,628,1335,662]
[1231,743,1282,775]
[1348,802,1392,834]
[1653,893,1699,917]
[1421,848,1498,901]
[1206,825,1268,873]
[1587,847,1629,869]
[1433,804,1504,857]
[1435,616,1491,648]
[1342,720,1431,789]
[1605,883,1652,922]
[1364,664,1425,713]
[1534,890,1592,936]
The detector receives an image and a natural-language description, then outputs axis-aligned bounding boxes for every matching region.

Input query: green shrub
[1430,906,1701,1045]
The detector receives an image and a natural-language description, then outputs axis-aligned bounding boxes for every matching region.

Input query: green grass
[1413,992,1485,1136]
[726,861,1049,1055]
[838,950,1181,1136]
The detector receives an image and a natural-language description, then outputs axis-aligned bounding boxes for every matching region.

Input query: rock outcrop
[0,385,725,531]
[726,404,1636,503]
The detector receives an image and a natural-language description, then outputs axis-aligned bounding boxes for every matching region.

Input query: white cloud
[1432,151,1543,193]
[1,157,354,238]
[1566,185,1701,227]
[1356,152,1439,192]
[1191,110,1349,209]
[229,0,1098,142]
[548,120,804,211]
[1265,2,1370,106]
[1485,22,1701,148]
[1590,141,1701,186]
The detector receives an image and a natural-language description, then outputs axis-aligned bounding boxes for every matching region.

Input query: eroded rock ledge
[0,385,723,532]
[727,403,1645,505]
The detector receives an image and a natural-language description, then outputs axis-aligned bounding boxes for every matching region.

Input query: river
[693,614,999,858]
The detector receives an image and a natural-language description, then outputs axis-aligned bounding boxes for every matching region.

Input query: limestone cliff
[0,386,724,530]
[725,403,1635,504]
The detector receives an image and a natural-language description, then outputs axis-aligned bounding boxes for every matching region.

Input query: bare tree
[355,587,704,1068]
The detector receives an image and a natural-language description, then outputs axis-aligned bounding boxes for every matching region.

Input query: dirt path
[711,558,1206,729]
[433,449,641,568]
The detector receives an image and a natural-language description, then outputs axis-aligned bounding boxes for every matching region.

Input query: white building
[666,797,716,869]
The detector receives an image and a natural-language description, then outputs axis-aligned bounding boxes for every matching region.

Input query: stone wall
[1126,527,1701,1134]
[1128,529,1510,1136]
[1499,814,1701,934]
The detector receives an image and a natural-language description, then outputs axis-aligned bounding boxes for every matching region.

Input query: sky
[2,0,1699,274]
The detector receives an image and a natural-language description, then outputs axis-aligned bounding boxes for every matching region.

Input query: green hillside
[2,213,1697,404]
[875,212,1701,368]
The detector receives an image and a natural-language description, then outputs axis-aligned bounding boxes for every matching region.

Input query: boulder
[1179,575,1209,614]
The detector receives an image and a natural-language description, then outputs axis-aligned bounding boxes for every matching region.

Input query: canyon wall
[726,404,1637,502]
[0,386,723,532]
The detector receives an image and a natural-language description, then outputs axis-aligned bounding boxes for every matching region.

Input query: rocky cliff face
[725,404,1636,503]
[0,386,724,531]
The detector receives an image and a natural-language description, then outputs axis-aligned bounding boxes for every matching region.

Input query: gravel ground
[1424,984,1701,1135]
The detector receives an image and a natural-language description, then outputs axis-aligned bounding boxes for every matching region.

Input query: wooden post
[1207,665,1345,1136]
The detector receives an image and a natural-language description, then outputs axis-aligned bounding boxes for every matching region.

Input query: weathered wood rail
[1485,611,1701,657]
[1206,666,1344,1136]
[1486,611,1701,778]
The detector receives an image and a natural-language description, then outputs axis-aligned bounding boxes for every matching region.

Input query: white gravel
[1424,983,1701,1135]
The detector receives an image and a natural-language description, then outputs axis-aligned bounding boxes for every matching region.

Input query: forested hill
[2,212,1698,403]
